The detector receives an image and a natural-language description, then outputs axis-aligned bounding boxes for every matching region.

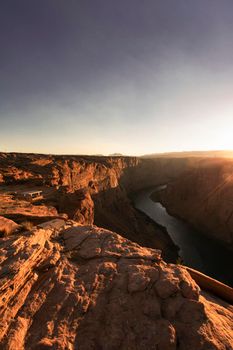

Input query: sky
[1,0,233,155]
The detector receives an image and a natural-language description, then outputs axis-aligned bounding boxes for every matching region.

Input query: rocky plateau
[0,218,232,350]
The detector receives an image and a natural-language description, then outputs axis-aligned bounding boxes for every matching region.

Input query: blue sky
[1,0,233,155]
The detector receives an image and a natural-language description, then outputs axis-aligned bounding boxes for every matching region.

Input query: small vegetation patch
[176,256,184,265]
[21,221,34,231]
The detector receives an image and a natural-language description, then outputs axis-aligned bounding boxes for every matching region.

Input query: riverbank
[133,186,233,287]
[151,186,233,254]
[132,206,179,262]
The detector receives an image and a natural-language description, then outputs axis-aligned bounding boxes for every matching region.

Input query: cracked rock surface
[0,219,232,349]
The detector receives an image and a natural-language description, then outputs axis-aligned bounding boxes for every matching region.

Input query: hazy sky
[1,0,233,155]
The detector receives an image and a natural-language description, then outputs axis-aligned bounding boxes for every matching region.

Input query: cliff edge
[0,219,232,349]
[0,153,181,261]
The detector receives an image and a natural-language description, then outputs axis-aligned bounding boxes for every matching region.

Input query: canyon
[2,153,233,252]
[0,153,233,349]
[151,157,233,250]
[0,152,194,262]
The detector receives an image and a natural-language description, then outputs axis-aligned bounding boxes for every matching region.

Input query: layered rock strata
[0,153,189,261]
[153,158,233,249]
[0,220,232,349]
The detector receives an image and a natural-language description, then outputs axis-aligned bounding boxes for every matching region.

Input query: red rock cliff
[1,153,189,262]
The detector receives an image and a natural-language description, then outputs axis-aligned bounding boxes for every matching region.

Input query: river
[133,186,233,287]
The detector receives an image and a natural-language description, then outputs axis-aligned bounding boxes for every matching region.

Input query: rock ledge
[0,219,232,349]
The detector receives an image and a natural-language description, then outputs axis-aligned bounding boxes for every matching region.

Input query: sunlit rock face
[0,153,185,261]
[0,153,139,190]
[0,219,232,350]
[155,158,233,249]
[72,190,94,225]
[0,153,193,194]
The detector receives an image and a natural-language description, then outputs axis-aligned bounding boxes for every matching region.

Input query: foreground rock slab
[0,216,19,236]
[0,220,232,349]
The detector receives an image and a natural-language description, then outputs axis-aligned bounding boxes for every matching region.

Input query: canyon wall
[154,158,233,250]
[3,153,232,253]
[0,153,196,192]
[0,153,192,262]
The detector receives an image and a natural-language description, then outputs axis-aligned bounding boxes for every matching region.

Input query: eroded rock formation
[1,153,187,261]
[0,220,232,349]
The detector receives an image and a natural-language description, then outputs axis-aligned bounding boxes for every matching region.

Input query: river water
[133,186,233,287]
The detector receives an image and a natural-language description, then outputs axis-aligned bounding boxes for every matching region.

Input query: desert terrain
[0,152,232,349]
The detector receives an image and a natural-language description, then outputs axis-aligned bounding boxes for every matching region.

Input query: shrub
[0,217,19,236]
[176,257,184,265]
[21,221,34,231]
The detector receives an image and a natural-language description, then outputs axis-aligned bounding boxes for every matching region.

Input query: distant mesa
[108,153,124,156]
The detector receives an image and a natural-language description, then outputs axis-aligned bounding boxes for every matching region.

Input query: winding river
[133,186,233,287]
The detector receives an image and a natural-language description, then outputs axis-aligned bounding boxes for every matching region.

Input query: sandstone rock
[0,152,182,261]
[0,220,232,349]
[0,216,19,236]
[73,190,94,225]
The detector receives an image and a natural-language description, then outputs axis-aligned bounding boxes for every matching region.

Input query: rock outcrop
[0,153,195,194]
[0,220,232,349]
